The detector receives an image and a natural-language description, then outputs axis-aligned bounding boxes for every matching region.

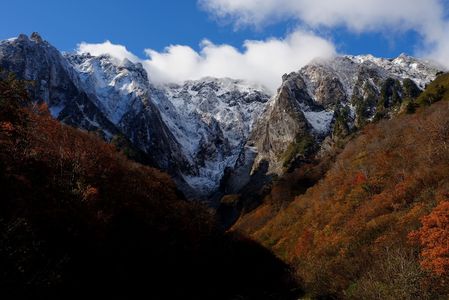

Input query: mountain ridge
[0,33,443,200]
[248,54,441,176]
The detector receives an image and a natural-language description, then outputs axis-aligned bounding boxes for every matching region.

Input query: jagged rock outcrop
[247,55,441,177]
[0,33,118,136]
[157,78,270,195]
[65,52,190,174]
[249,73,313,175]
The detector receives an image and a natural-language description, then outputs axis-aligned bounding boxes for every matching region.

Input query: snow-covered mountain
[66,52,271,195]
[0,33,120,136]
[64,52,190,174]
[0,33,271,198]
[0,33,443,199]
[153,78,270,195]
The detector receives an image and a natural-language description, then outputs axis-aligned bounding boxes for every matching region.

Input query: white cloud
[144,30,336,91]
[77,40,140,63]
[75,0,449,93]
[199,0,444,31]
[199,0,449,67]
[77,30,336,92]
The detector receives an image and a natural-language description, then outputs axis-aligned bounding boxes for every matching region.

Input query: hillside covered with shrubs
[233,74,449,299]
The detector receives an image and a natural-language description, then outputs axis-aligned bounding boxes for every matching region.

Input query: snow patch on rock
[303,110,335,134]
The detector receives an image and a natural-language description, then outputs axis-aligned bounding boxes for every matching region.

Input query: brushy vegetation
[416,73,449,106]
[233,74,449,299]
[281,133,315,169]
[0,70,297,300]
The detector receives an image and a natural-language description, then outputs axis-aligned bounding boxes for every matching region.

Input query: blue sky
[2,0,448,91]
[0,0,425,57]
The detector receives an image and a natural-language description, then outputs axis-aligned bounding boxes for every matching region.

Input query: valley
[1,32,449,299]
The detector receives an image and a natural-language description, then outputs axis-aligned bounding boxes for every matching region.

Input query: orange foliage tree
[409,201,449,276]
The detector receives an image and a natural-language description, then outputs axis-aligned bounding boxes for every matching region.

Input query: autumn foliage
[410,201,449,276]
[234,78,449,298]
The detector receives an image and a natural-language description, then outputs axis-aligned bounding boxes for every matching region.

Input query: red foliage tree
[352,171,367,186]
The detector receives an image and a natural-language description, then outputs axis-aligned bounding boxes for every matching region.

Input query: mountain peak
[30,32,43,43]
[12,32,45,44]
[16,33,28,42]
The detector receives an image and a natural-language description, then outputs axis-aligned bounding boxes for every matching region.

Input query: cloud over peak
[77,40,139,63]
[76,0,449,92]
[144,30,335,91]
[78,30,336,92]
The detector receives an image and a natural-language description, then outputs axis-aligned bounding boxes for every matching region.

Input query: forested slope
[233,74,449,299]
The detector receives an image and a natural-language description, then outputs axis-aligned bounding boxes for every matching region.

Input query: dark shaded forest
[0,70,298,299]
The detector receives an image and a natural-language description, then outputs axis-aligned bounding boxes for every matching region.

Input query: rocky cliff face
[156,78,270,195]
[0,33,443,199]
[0,34,192,178]
[0,33,271,198]
[247,55,441,176]
[0,33,119,136]
[249,73,316,175]
[65,52,190,175]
